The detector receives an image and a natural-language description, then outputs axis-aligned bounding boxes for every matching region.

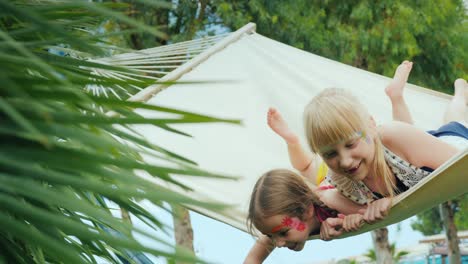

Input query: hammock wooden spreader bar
[89,33,230,81]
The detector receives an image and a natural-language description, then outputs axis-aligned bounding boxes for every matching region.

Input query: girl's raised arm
[243,235,275,264]
[267,108,318,182]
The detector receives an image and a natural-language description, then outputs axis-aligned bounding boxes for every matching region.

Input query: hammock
[98,23,468,238]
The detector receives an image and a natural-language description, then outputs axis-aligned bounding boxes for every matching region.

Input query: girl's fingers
[381,198,391,216]
[345,217,353,232]
[327,217,344,228]
[321,219,344,241]
[366,203,376,223]
[364,204,372,222]
[352,217,360,231]
[343,217,350,232]
[320,223,331,241]
[330,228,343,238]
[363,198,392,224]
[354,215,363,231]
[342,215,363,232]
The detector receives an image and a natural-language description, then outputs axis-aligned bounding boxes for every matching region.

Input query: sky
[133,201,426,264]
[190,212,424,264]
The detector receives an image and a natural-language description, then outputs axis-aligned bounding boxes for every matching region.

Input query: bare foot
[385,60,413,99]
[267,108,299,144]
[453,78,468,105]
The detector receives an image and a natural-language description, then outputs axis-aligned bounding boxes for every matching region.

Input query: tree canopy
[412,194,468,235]
[214,0,467,92]
[113,0,467,93]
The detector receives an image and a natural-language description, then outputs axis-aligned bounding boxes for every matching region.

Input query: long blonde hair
[303,88,396,197]
[247,169,327,236]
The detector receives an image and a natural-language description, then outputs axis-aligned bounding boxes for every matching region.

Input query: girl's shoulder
[378,121,458,168]
[378,121,415,139]
[378,121,431,148]
[377,121,416,159]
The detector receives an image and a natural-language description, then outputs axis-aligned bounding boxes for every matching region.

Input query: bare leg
[443,78,467,124]
[385,61,414,124]
[267,108,315,179]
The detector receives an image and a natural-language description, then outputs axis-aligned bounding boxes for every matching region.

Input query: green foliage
[0,0,239,263]
[365,242,409,262]
[411,205,444,235]
[116,0,467,92]
[412,194,468,235]
[455,194,468,230]
[214,0,467,93]
[109,0,170,49]
[365,248,377,261]
[111,0,221,49]
[336,259,358,264]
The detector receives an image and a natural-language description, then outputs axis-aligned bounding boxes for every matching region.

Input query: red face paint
[271,216,306,233]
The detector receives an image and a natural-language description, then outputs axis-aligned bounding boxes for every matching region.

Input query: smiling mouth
[346,162,361,174]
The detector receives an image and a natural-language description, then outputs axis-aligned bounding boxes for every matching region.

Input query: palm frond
[0,0,239,263]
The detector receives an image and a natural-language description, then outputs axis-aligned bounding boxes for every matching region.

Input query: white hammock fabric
[118,23,467,237]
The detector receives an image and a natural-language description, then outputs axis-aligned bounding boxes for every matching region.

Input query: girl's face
[319,131,375,181]
[258,212,316,251]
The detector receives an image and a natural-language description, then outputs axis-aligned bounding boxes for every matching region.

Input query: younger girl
[244,169,366,264]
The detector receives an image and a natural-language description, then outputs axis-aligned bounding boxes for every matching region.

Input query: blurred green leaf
[0,1,240,263]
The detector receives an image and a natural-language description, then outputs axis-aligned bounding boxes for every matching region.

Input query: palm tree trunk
[439,201,461,264]
[172,205,194,262]
[371,228,392,264]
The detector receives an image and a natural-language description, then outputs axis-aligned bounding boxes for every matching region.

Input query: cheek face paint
[271,216,306,233]
[357,131,371,144]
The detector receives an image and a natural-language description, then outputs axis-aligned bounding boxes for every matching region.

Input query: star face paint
[271,216,306,233]
[261,214,314,250]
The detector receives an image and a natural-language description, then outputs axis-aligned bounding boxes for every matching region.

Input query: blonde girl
[304,79,467,237]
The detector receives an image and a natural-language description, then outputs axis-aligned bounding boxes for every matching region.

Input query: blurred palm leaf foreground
[0,0,239,263]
